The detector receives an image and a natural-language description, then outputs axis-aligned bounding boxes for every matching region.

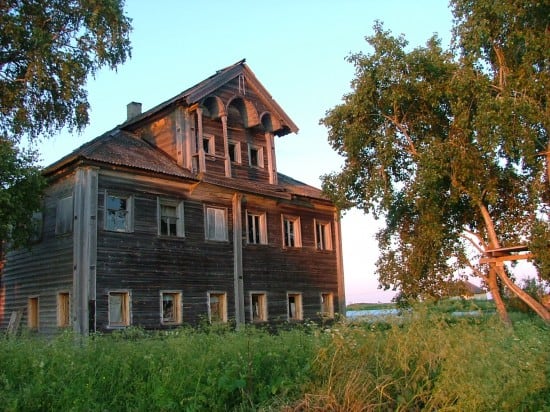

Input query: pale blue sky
[37,0,456,303]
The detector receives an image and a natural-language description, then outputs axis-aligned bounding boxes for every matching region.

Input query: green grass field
[1,307,548,411]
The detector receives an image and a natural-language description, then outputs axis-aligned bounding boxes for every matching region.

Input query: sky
[35,0,460,303]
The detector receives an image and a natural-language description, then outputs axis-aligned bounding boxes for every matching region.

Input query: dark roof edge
[42,127,121,176]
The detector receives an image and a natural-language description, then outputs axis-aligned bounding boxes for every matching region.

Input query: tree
[0,0,132,262]
[0,140,45,273]
[321,0,549,324]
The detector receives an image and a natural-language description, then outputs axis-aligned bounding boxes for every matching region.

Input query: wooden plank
[479,253,535,264]
[485,245,529,257]
[7,310,22,335]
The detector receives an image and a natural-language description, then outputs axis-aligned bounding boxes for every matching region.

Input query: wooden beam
[479,253,534,264]
[484,245,529,257]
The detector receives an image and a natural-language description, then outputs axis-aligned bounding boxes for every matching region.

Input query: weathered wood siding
[0,175,75,334]
[94,173,235,330]
[241,195,340,322]
[91,171,339,331]
[139,112,178,159]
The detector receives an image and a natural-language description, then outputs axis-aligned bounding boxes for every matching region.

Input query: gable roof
[42,61,327,203]
[120,59,298,136]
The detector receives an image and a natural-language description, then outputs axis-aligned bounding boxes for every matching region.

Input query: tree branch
[461,230,487,254]
[382,113,418,156]
[465,261,488,283]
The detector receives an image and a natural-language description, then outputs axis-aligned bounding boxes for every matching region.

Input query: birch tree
[322,0,549,323]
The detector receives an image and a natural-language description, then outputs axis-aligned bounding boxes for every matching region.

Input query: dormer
[122,60,298,185]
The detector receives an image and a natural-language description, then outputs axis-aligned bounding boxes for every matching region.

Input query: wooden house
[0,60,345,334]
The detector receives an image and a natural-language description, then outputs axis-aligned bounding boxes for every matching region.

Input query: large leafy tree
[0,141,45,273]
[0,0,132,262]
[322,0,549,324]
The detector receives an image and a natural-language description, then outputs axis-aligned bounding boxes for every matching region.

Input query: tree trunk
[478,201,550,324]
[487,266,511,326]
[495,264,550,323]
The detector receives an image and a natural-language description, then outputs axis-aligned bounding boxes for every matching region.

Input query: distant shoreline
[346,302,396,311]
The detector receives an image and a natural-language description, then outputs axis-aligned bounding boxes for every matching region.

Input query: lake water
[346,309,487,319]
[346,308,401,319]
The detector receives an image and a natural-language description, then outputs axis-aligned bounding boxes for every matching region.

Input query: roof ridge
[118,59,248,128]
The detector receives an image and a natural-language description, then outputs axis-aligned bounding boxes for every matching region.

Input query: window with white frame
[57,292,70,327]
[248,144,264,168]
[321,293,334,318]
[105,194,132,232]
[208,292,227,323]
[205,206,228,241]
[108,291,130,327]
[282,215,301,248]
[250,292,267,322]
[287,293,303,321]
[158,199,184,237]
[55,196,73,235]
[161,291,182,325]
[27,296,39,330]
[203,134,215,155]
[247,211,267,245]
[228,141,241,163]
[315,220,333,251]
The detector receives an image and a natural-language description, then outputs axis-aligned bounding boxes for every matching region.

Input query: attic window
[248,144,264,168]
[228,141,241,163]
[238,74,246,95]
[203,134,215,155]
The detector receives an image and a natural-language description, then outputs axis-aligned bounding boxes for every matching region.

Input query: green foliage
[321,1,549,305]
[508,277,549,314]
[0,326,321,411]
[0,139,45,252]
[0,0,132,254]
[1,316,549,411]
[0,0,132,142]
[530,220,550,279]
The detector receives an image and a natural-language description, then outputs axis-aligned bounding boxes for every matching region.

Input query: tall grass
[0,325,321,411]
[1,310,549,411]
[297,309,550,411]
